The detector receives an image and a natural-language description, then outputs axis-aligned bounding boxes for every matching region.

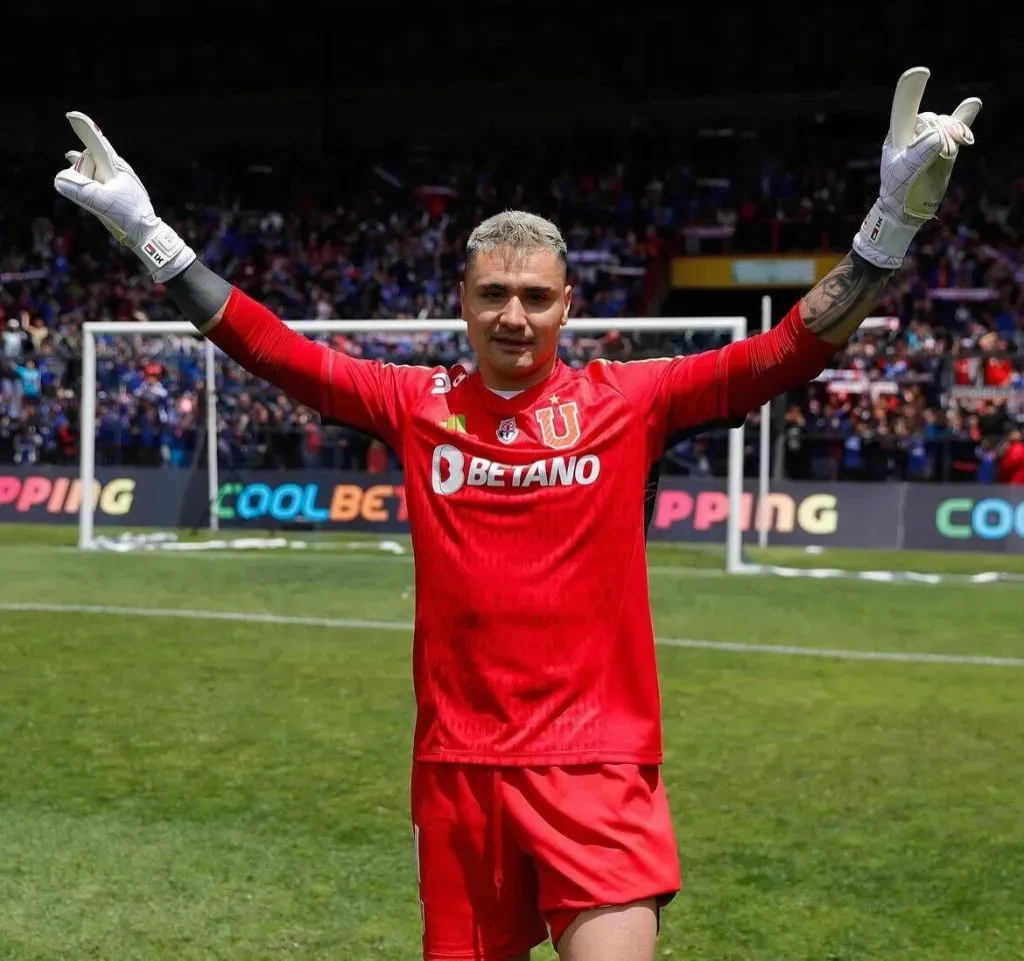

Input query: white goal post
[78,316,751,570]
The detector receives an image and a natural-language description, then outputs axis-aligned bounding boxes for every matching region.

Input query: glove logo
[869,215,883,242]
[143,241,167,267]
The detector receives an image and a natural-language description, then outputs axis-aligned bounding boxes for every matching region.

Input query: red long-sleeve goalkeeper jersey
[209,289,837,766]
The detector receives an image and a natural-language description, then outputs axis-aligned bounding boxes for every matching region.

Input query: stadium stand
[1,122,1021,482]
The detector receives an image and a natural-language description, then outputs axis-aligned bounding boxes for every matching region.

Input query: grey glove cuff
[133,221,196,285]
[852,200,922,270]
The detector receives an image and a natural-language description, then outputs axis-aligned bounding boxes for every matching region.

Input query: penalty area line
[1,601,1022,669]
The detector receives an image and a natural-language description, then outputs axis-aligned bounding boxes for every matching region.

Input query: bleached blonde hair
[465,210,568,274]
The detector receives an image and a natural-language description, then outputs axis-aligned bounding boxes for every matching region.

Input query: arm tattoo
[800,251,894,344]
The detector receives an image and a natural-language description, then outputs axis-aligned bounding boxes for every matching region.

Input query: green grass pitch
[1,524,1022,960]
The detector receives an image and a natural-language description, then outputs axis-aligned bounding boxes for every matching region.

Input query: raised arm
[164,261,334,417]
[799,251,892,344]
[673,248,891,424]
[609,67,982,442]
[52,111,410,444]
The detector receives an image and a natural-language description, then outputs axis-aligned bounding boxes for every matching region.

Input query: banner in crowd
[670,254,844,289]
[2,467,1022,554]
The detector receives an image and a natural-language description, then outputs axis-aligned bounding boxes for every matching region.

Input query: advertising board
[3,467,1021,555]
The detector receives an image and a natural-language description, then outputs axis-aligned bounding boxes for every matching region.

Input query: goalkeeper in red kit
[55,68,979,961]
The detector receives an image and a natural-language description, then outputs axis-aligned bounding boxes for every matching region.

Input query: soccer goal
[77,315,755,570]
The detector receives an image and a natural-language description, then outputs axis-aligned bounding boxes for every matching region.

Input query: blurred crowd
[1,123,1022,483]
[774,173,1024,486]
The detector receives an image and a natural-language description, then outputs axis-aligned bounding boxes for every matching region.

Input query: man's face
[460,247,571,389]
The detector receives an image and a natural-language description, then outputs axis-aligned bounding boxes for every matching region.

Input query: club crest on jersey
[535,399,581,450]
[496,417,519,445]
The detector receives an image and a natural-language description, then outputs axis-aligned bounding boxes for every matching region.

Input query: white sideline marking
[31,544,1024,587]
[42,546,725,578]
[1,602,1022,669]
[656,638,1024,668]
[0,602,410,633]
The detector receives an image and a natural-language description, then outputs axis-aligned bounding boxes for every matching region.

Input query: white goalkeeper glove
[53,112,196,285]
[853,67,981,270]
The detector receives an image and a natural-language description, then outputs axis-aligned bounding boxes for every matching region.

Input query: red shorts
[411,762,681,961]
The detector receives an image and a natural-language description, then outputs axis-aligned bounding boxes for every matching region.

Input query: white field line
[0,601,1021,669]
[35,545,1024,587]
[33,545,735,578]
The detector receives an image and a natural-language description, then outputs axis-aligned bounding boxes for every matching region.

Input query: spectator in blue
[15,359,42,404]
[976,438,999,484]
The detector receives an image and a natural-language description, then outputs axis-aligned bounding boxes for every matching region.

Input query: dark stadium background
[5,5,1008,155]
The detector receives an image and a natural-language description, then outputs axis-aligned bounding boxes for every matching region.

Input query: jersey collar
[466,359,570,415]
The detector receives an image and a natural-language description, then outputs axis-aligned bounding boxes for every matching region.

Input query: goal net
[77,316,751,572]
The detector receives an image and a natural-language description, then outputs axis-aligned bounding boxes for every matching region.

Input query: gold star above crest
[548,394,560,404]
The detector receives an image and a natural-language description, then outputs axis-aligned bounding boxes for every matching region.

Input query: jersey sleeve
[593,303,839,452]
[205,286,421,449]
